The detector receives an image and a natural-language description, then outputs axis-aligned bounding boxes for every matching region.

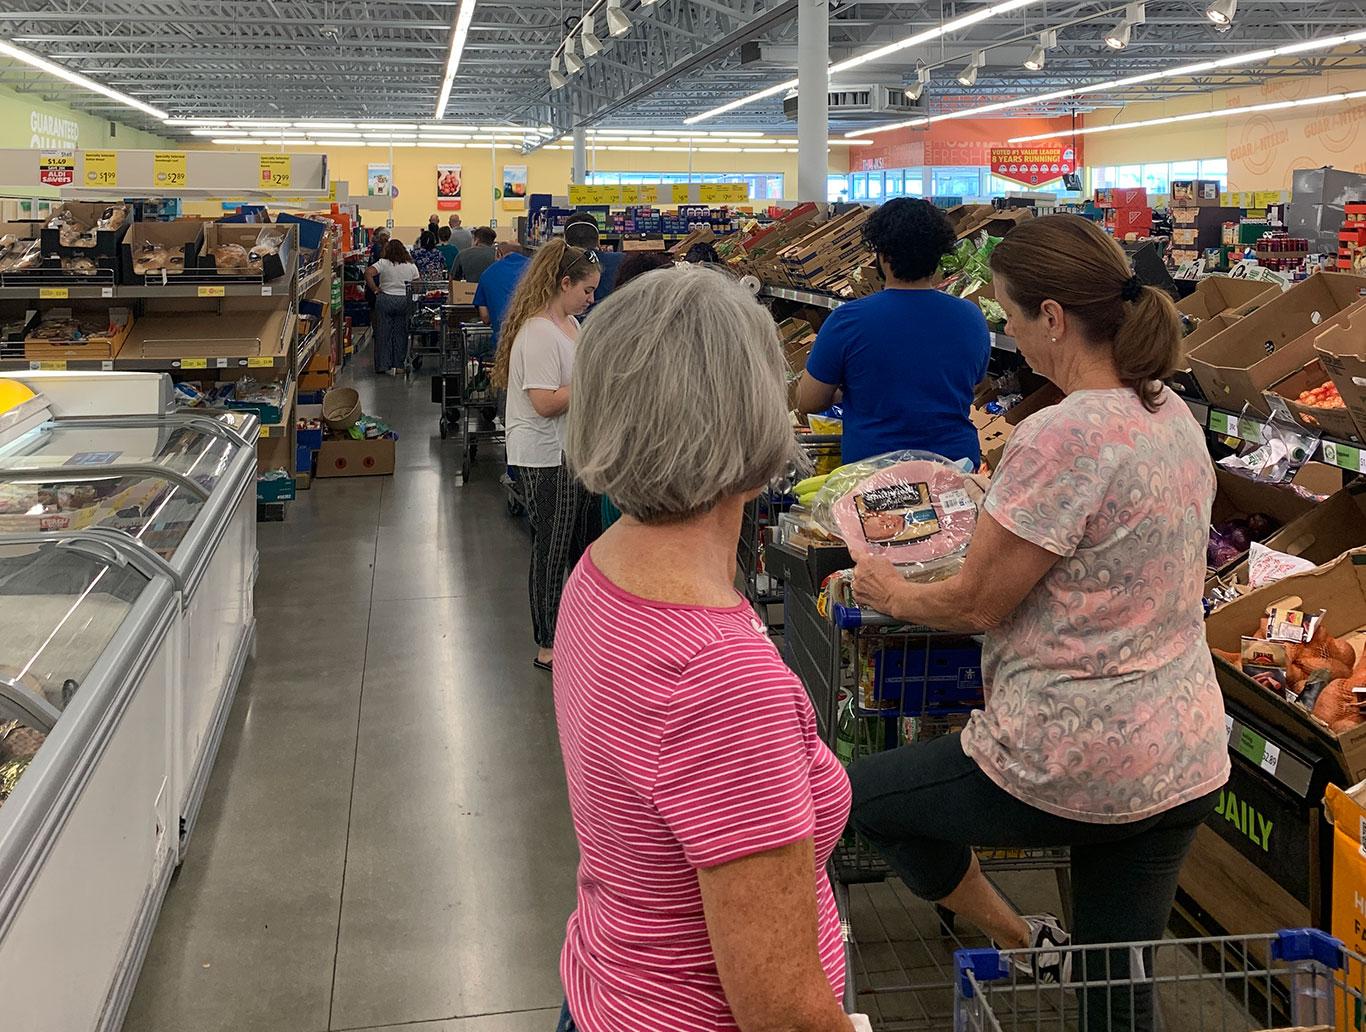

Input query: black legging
[515,461,599,649]
[848,733,1219,1032]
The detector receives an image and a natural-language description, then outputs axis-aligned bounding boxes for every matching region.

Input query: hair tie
[1121,275,1144,303]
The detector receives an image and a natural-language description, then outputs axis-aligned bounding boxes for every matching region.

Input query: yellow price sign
[258,426,270,439]
[328,180,338,202]
[37,361,67,371]
[153,151,188,188]
[84,150,118,187]
[181,358,208,369]
[620,186,639,204]
[671,184,691,204]
[259,154,292,189]
[699,183,749,203]
[568,184,618,205]
[197,285,227,297]
[247,356,274,367]
[38,287,68,299]
[638,185,659,204]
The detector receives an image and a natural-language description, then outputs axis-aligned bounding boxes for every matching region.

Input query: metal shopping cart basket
[406,279,449,377]
[433,310,503,482]
[954,927,1366,1032]
[737,433,841,627]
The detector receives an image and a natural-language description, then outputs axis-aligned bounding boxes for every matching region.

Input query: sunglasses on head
[559,247,599,276]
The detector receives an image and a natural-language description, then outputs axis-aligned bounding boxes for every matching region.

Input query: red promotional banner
[989,144,1075,187]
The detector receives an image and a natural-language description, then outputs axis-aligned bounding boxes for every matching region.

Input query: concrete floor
[124,351,572,1032]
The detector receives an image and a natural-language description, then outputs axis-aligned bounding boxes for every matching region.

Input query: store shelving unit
[1192,399,1366,475]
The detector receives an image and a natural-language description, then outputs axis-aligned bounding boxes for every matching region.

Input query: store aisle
[124,354,575,1032]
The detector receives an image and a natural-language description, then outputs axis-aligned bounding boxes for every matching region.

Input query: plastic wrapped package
[811,449,980,579]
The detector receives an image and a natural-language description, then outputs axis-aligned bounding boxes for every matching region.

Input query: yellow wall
[0,80,170,151]
[187,140,844,228]
[1083,63,1366,191]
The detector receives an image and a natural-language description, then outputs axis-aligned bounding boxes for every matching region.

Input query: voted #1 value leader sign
[989,144,1074,187]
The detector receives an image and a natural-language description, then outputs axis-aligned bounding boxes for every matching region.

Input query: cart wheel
[469,442,479,462]
[935,904,956,936]
[413,355,424,371]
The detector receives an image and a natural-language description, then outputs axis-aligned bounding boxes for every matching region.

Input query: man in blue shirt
[563,213,626,305]
[797,198,990,466]
[473,242,530,357]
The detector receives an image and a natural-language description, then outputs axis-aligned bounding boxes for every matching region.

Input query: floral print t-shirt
[961,387,1230,824]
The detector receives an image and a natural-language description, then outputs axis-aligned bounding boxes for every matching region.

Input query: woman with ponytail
[494,239,602,671]
[845,215,1227,1031]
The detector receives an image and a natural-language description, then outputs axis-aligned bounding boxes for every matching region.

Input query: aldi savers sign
[989,144,1074,187]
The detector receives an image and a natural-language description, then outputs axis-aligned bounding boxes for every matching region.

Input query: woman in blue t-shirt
[796,198,990,466]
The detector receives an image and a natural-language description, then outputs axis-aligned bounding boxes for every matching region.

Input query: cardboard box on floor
[1187,272,1366,414]
[1207,476,1362,598]
[315,436,395,477]
[1205,548,1366,782]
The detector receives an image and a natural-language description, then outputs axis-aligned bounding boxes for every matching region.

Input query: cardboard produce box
[979,382,1065,471]
[448,280,478,305]
[1172,179,1222,207]
[1204,548,1366,781]
[1208,480,1364,597]
[39,201,132,258]
[1208,466,1322,574]
[315,436,396,477]
[1187,272,1366,413]
[1177,276,1280,323]
[1314,302,1366,438]
[1264,357,1365,442]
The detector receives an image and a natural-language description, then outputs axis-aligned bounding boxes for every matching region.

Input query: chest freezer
[0,535,179,1032]
[0,408,259,858]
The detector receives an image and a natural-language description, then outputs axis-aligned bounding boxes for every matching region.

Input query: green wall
[0,79,170,151]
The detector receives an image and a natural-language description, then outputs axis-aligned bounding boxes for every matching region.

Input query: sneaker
[1014,914,1072,984]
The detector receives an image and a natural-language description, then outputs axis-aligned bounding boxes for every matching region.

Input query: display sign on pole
[259,154,291,189]
[502,164,527,210]
[38,150,75,187]
[153,151,188,188]
[83,150,118,188]
[988,144,1074,187]
[437,164,462,210]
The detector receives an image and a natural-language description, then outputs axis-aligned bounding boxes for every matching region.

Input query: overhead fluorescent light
[305,130,364,138]
[1008,88,1366,143]
[606,0,631,37]
[231,120,292,128]
[0,38,167,119]
[165,118,228,126]
[848,28,1366,138]
[435,0,479,119]
[581,14,603,57]
[1207,0,1237,24]
[312,139,366,147]
[293,121,355,129]
[192,128,248,137]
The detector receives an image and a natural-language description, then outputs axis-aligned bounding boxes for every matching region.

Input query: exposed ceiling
[0,0,1363,143]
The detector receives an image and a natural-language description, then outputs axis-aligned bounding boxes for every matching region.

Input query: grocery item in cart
[812,450,978,575]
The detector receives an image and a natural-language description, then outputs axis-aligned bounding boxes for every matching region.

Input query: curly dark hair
[862,198,956,282]
[614,251,675,290]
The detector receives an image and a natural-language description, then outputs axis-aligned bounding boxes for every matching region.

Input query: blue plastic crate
[865,640,984,715]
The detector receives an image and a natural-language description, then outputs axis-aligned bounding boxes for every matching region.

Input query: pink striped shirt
[554,552,851,1032]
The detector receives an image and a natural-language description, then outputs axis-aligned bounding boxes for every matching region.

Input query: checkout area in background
[0,370,259,1032]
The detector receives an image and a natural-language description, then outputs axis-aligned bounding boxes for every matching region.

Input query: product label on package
[854,482,941,547]
[939,488,973,514]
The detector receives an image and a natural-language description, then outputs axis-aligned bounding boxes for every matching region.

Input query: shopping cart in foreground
[954,927,1366,1032]
[405,279,449,377]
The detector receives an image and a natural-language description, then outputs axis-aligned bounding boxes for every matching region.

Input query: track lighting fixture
[549,54,567,88]
[1105,3,1144,50]
[956,51,985,87]
[1024,29,1056,70]
[563,37,584,74]
[1206,0,1236,24]
[606,0,631,37]
[581,14,603,57]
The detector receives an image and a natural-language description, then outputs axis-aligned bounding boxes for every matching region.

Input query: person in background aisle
[563,212,626,305]
[610,250,674,291]
[367,226,390,263]
[451,227,498,283]
[448,213,473,252]
[554,265,857,1032]
[847,214,1228,1032]
[682,240,722,265]
[796,198,990,465]
[474,242,529,352]
[410,229,449,282]
[364,227,391,325]
[364,239,419,377]
[417,213,439,247]
[492,240,601,672]
[436,226,460,272]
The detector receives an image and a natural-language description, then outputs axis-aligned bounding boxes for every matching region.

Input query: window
[852,173,868,200]
[1117,165,1142,188]
[884,170,903,198]
[932,166,985,201]
[1200,158,1228,191]
[1170,160,1199,178]
[829,174,850,202]
[1142,163,1170,195]
[867,172,883,200]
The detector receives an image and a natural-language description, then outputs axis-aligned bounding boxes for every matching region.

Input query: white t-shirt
[506,316,577,468]
[371,259,419,296]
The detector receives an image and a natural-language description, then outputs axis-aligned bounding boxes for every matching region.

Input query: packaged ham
[812,450,979,576]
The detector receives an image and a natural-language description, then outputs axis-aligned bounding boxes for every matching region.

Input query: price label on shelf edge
[38,287,68,300]
[197,285,226,297]
[181,358,208,369]
[1208,411,1237,437]
[247,356,273,367]
[84,150,118,188]
[38,149,75,187]
[153,151,188,188]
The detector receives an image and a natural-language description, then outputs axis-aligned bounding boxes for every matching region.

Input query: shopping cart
[433,310,502,482]
[405,279,449,377]
[954,927,1366,1032]
[737,433,841,627]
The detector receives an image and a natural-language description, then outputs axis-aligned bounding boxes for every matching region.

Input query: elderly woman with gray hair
[552,265,857,1032]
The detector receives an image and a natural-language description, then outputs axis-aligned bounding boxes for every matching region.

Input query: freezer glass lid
[0,420,235,490]
[0,466,205,559]
[0,540,152,809]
